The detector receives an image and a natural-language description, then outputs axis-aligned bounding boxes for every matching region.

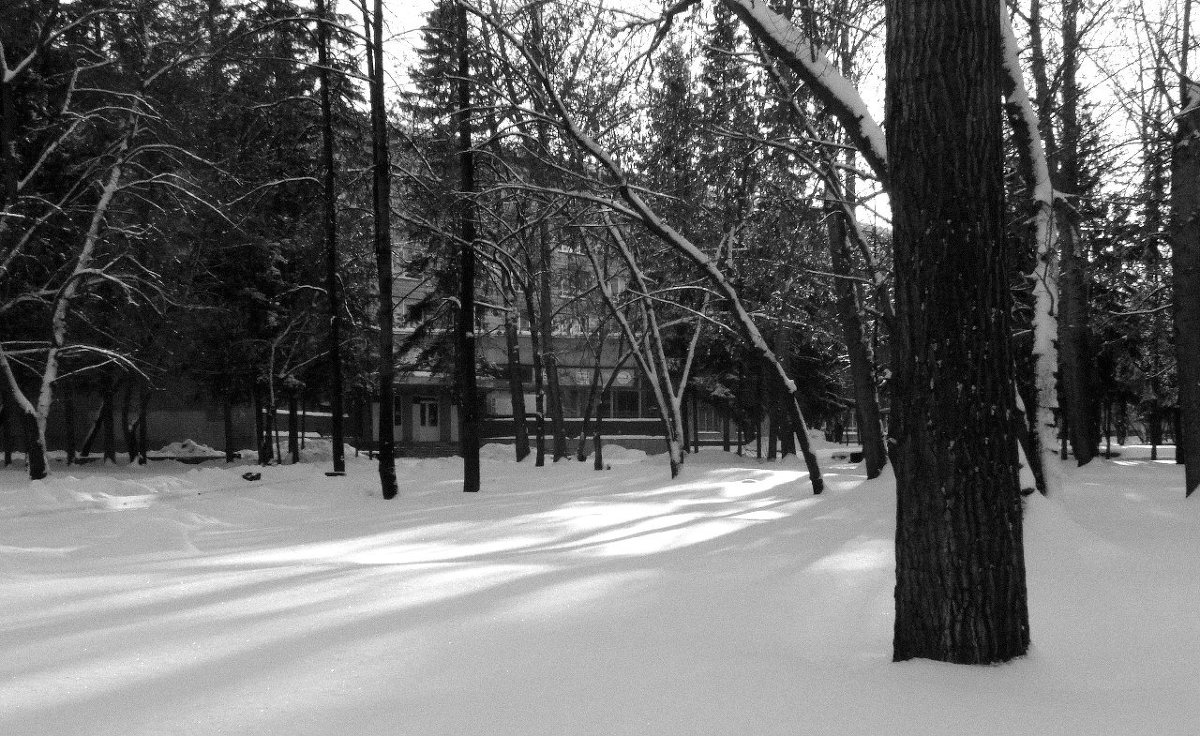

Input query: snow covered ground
[1,442,1198,735]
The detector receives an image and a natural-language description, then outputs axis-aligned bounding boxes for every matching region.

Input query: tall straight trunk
[827,193,887,478]
[593,394,604,470]
[20,409,47,479]
[1,402,11,466]
[254,381,270,465]
[316,0,345,474]
[367,0,397,499]
[64,382,77,465]
[722,414,730,452]
[122,381,137,463]
[262,384,278,465]
[529,6,567,462]
[1000,9,1061,495]
[1058,217,1096,464]
[223,389,235,462]
[503,310,530,461]
[765,397,777,460]
[455,1,480,493]
[576,356,605,461]
[136,386,149,464]
[692,390,701,454]
[288,389,300,464]
[523,281,547,466]
[539,239,566,460]
[1057,0,1098,465]
[1172,80,1200,495]
[102,378,116,464]
[887,0,1029,663]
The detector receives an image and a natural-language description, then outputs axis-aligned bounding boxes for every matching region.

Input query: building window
[612,389,640,418]
[416,397,439,428]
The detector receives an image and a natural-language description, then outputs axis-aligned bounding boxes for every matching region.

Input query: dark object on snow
[242,472,262,481]
[850,451,864,463]
[325,471,346,477]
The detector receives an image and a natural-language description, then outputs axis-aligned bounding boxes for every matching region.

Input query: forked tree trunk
[1172,80,1200,495]
[887,0,1029,663]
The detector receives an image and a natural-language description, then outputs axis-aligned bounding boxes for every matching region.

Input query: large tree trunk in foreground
[886,0,1030,663]
[1173,80,1200,496]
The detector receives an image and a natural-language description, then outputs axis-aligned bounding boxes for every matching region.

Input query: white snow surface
[2,448,1198,735]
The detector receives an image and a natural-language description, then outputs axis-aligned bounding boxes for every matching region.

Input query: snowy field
[2,441,1198,736]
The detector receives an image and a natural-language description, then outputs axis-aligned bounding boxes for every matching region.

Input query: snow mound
[479,443,521,461]
[148,439,224,458]
[298,437,358,463]
[600,445,647,465]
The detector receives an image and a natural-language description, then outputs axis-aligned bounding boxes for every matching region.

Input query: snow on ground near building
[1,444,1198,735]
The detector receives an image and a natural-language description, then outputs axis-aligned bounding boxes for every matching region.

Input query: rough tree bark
[316,0,345,474]
[503,309,531,462]
[366,0,397,498]
[826,192,887,478]
[1173,79,1200,496]
[455,0,481,492]
[887,0,1030,663]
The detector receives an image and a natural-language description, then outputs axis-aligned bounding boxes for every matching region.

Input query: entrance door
[413,397,440,442]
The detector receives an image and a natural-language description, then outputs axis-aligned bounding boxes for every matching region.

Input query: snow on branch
[722,0,888,183]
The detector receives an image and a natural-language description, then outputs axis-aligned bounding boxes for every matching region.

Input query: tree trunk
[1058,217,1097,465]
[766,398,777,460]
[64,382,77,465]
[826,195,887,478]
[530,6,567,463]
[523,275,547,467]
[367,0,397,498]
[1056,0,1098,466]
[887,0,1030,663]
[137,386,149,464]
[576,356,604,461]
[455,1,480,492]
[692,390,701,454]
[288,389,300,464]
[504,311,530,461]
[122,381,137,464]
[593,396,604,471]
[1,401,11,466]
[21,409,47,480]
[223,389,236,462]
[1172,81,1200,495]
[254,382,271,465]
[317,0,346,475]
[102,378,116,464]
